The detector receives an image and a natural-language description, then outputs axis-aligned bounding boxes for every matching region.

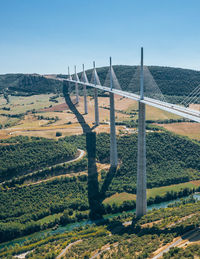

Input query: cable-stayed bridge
[44,48,200,218]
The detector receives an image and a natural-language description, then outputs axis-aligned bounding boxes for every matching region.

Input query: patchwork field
[0,93,199,140]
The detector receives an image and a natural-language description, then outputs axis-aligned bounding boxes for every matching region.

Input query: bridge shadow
[63,81,117,219]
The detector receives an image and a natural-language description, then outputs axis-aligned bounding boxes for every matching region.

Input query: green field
[0,94,63,115]
[103,181,200,206]
[147,182,197,198]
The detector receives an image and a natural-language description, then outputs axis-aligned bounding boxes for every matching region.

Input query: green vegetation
[147,182,197,198]
[0,74,62,95]
[93,132,200,195]
[0,131,199,243]
[0,200,200,258]
[1,66,200,101]
[103,182,199,207]
[83,65,200,102]
[163,245,200,258]
[0,136,77,182]
[0,177,88,242]
[56,131,62,137]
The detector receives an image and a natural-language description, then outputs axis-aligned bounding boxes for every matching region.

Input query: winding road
[152,227,200,259]
[0,148,86,186]
[56,240,82,259]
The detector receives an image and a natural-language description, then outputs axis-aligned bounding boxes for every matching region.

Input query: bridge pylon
[109,57,118,168]
[93,61,99,126]
[82,64,88,114]
[136,47,147,218]
[74,66,79,104]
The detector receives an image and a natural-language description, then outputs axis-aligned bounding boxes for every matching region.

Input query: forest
[0,131,200,242]
[0,136,77,182]
[0,200,200,258]
[63,131,200,193]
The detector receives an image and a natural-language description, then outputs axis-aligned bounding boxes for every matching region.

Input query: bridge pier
[109,57,118,168]
[94,88,99,126]
[110,92,118,167]
[83,85,88,114]
[136,47,147,218]
[82,64,88,115]
[136,101,147,217]
[74,66,80,104]
[75,82,79,104]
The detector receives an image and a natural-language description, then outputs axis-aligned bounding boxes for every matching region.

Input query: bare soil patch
[160,122,200,140]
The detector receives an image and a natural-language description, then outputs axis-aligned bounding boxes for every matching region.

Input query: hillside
[0,74,62,96]
[86,65,200,98]
[1,66,200,99]
[0,131,199,243]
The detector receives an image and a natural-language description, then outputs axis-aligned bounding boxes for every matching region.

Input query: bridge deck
[45,75,200,123]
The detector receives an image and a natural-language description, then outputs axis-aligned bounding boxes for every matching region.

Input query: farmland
[1,92,198,141]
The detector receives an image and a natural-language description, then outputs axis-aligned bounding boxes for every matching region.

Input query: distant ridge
[1,66,200,101]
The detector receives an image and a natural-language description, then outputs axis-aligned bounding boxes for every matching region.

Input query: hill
[0,74,62,96]
[1,66,200,100]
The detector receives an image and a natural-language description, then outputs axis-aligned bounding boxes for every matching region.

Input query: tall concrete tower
[136,47,147,218]
[109,57,118,168]
[93,61,99,126]
[82,64,88,114]
[74,66,79,104]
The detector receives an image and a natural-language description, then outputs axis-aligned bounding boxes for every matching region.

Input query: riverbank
[1,193,200,251]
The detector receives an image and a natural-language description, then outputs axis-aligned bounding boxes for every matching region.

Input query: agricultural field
[161,122,200,141]
[1,92,197,141]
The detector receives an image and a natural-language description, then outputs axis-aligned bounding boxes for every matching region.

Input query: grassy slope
[103,181,200,206]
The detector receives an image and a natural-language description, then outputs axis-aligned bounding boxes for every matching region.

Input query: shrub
[56,132,62,137]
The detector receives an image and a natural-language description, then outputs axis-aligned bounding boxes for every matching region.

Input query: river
[1,193,200,250]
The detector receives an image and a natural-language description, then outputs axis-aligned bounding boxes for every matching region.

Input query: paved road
[152,228,200,259]
[90,243,118,259]
[56,240,82,259]
[0,148,85,186]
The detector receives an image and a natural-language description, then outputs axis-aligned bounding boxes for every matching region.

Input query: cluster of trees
[49,95,59,103]
[36,115,59,121]
[0,131,200,243]
[2,157,87,188]
[0,136,77,182]
[146,118,194,124]
[0,197,200,257]
[0,176,88,242]
[163,244,200,259]
[0,74,62,96]
[93,132,200,195]
[0,113,25,118]
[0,177,198,242]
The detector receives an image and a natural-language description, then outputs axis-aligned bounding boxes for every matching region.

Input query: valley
[0,66,199,258]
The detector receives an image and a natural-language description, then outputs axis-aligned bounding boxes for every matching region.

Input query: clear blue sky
[0,0,200,74]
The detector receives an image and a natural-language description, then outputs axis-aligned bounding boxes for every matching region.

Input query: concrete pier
[74,66,80,104]
[136,47,147,218]
[83,85,88,114]
[110,92,118,167]
[136,101,147,217]
[75,82,79,104]
[82,64,88,114]
[94,88,99,125]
